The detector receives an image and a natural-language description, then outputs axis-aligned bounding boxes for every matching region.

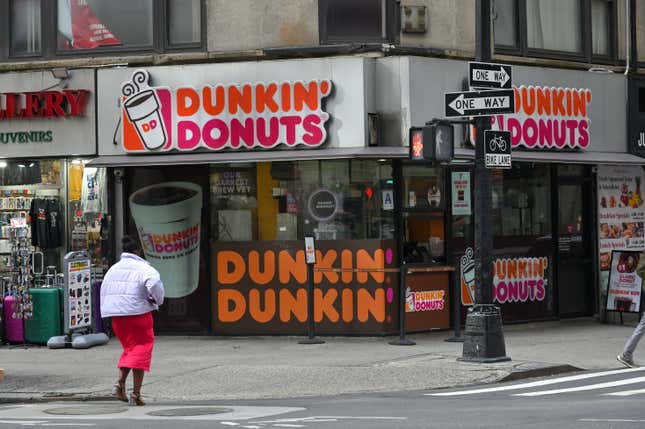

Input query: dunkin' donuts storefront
[399,57,643,322]
[94,58,409,335]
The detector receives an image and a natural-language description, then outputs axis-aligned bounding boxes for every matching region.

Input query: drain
[147,407,233,417]
[44,405,128,416]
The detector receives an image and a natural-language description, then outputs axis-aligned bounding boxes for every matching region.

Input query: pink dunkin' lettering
[488,85,592,150]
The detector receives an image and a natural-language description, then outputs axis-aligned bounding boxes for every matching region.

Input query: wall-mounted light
[0,161,7,168]
[50,68,70,89]
[51,68,70,80]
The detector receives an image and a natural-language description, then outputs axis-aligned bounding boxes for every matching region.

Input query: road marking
[41,424,96,427]
[0,421,48,426]
[604,388,645,396]
[0,404,304,422]
[426,367,645,396]
[273,424,306,428]
[580,419,645,423]
[514,375,645,396]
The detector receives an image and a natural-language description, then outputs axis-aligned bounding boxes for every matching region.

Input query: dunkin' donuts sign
[473,85,592,150]
[120,69,333,153]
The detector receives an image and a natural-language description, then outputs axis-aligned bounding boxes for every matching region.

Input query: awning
[454,148,645,165]
[87,146,410,167]
[87,146,645,167]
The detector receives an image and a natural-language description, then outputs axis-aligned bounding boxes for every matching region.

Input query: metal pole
[460,0,509,362]
[389,262,415,345]
[299,263,324,345]
[445,269,463,342]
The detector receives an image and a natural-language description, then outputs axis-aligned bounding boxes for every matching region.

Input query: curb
[500,364,583,383]
[0,395,114,405]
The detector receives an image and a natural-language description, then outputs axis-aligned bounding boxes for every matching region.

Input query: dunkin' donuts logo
[460,246,549,306]
[139,224,200,256]
[471,85,592,150]
[120,69,333,153]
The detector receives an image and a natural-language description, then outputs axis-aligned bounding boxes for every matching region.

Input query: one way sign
[469,62,513,89]
[444,89,515,118]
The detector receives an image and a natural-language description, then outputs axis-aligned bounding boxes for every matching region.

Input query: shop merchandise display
[29,197,63,249]
[81,167,107,214]
[1,223,34,344]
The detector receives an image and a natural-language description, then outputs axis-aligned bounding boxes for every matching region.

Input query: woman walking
[100,236,165,406]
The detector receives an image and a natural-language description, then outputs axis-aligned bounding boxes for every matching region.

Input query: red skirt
[111,312,155,372]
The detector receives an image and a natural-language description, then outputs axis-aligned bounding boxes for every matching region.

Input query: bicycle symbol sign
[484,130,512,169]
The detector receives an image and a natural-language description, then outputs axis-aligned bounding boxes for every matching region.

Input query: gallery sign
[0,90,90,120]
[481,85,592,150]
[121,69,333,153]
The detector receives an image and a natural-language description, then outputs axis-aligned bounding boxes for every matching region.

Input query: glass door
[556,166,593,316]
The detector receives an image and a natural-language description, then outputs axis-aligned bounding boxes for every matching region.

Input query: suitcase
[4,294,24,343]
[25,288,62,345]
[0,294,4,344]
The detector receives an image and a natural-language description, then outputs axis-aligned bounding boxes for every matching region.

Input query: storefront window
[403,165,443,210]
[401,165,446,265]
[68,161,110,272]
[0,159,64,280]
[491,164,552,238]
[210,160,394,242]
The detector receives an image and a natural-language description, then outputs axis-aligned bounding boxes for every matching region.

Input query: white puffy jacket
[100,253,165,317]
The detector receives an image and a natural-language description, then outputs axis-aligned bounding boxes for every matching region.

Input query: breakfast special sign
[120,69,333,153]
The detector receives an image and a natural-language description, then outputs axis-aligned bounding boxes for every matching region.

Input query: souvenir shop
[0,69,111,344]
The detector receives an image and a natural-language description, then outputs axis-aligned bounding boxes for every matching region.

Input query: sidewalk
[0,318,636,403]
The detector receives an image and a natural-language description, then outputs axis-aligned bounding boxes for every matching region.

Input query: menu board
[597,166,645,270]
[606,250,642,313]
[65,255,92,331]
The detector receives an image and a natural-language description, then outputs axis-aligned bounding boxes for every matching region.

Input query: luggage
[25,288,62,345]
[0,294,4,344]
[4,294,24,343]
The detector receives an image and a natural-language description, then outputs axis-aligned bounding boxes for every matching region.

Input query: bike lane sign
[484,130,511,169]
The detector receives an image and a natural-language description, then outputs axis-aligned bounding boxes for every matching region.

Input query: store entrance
[556,166,593,317]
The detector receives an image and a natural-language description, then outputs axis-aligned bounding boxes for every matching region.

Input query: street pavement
[2,367,645,428]
[0,317,639,403]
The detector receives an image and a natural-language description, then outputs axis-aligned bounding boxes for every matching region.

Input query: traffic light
[409,121,454,163]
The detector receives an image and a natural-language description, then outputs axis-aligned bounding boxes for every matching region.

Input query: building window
[1,0,203,61]
[493,0,616,62]
[57,0,153,51]
[319,0,399,44]
[168,0,201,45]
[527,0,582,53]
[10,0,41,56]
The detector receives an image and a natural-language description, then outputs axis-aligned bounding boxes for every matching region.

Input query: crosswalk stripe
[426,367,645,396]
[604,388,645,397]
[514,375,645,396]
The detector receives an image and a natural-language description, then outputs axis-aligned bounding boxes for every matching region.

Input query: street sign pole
[459,0,510,363]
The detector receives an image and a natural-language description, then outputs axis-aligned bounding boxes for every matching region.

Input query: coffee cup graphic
[129,181,202,298]
[124,89,167,150]
[461,248,476,304]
